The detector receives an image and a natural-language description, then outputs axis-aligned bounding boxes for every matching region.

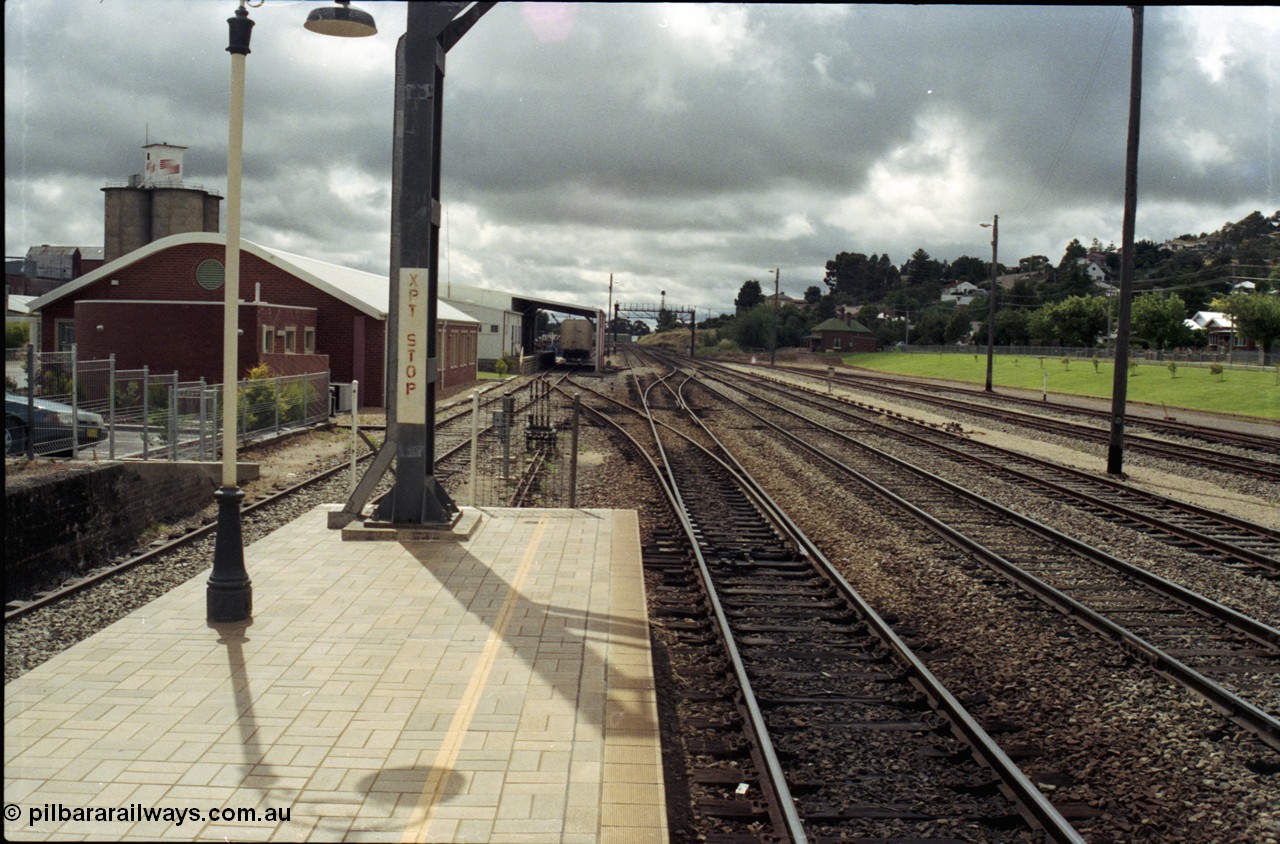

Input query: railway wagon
[559,318,595,364]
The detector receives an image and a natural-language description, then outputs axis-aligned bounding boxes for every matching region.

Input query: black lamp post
[208,0,255,623]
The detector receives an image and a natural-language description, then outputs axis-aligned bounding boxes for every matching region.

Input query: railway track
[570,361,1082,842]
[779,363,1280,456]
[692,359,1280,579]
[771,363,1280,483]
[9,353,1277,839]
[646,353,1279,753]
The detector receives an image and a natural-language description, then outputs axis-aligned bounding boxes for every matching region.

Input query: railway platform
[3,506,666,843]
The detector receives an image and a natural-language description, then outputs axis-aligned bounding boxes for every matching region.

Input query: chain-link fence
[5,345,329,460]
[895,343,1273,369]
[454,383,584,508]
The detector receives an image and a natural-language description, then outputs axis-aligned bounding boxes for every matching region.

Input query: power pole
[984,215,998,392]
[770,268,779,366]
[1107,5,1143,476]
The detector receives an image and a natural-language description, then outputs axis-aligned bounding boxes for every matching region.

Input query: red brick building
[27,232,478,406]
[806,317,877,353]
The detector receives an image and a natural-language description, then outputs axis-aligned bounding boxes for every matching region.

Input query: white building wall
[442,297,522,362]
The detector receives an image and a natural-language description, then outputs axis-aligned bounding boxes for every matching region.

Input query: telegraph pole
[1107,6,1143,476]
[770,268,779,366]
[983,215,998,392]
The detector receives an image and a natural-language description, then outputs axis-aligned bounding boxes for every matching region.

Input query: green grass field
[840,352,1280,421]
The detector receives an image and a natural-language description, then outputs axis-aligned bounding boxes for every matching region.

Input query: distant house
[1185,310,1240,352]
[1076,258,1111,286]
[1166,234,1224,253]
[763,291,804,308]
[806,317,876,353]
[941,280,979,305]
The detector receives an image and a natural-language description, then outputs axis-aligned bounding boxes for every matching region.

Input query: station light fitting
[304,1,377,38]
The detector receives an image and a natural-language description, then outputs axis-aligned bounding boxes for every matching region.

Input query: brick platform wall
[4,461,256,604]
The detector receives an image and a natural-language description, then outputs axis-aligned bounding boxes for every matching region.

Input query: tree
[945,306,974,344]
[813,294,837,320]
[903,248,943,285]
[723,306,773,350]
[1027,296,1108,347]
[1019,255,1050,274]
[949,255,990,283]
[735,279,764,311]
[1130,294,1190,357]
[910,305,953,345]
[1216,292,1280,365]
[824,251,901,303]
[994,308,1030,346]
[1057,238,1087,272]
[803,285,823,305]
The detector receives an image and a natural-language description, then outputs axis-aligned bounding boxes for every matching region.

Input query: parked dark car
[5,393,106,456]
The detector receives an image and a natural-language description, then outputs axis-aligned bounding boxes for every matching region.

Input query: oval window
[196,258,225,291]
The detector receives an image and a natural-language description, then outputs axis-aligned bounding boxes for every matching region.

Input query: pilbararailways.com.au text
[10,803,291,827]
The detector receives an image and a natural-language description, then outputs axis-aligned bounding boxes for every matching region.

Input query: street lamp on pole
[208,0,256,623]
[980,215,998,393]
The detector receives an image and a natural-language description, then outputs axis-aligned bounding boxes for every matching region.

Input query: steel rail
[794,363,1280,455]
[661,372,1087,844]
[775,363,1280,481]
[695,360,1280,572]
[679,362,1280,753]
[630,363,810,842]
[570,361,1084,843]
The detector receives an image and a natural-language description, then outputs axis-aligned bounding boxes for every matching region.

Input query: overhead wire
[1019,8,1124,219]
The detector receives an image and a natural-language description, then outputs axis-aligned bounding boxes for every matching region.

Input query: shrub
[1209,363,1224,382]
[494,356,510,377]
[1167,360,1178,378]
[5,322,30,349]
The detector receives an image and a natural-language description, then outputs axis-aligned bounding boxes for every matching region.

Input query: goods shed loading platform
[4,506,665,843]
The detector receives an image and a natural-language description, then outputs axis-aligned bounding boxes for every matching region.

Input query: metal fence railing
[5,345,329,460]
[458,384,583,509]
[894,343,1274,370]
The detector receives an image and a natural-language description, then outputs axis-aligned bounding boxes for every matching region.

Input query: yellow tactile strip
[4,506,666,843]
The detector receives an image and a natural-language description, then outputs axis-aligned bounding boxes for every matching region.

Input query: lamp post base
[208,486,252,623]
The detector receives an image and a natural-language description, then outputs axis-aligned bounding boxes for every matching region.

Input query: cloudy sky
[6,3,1278,317]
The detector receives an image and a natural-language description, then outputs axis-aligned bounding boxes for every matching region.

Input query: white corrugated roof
[7,294,36,315]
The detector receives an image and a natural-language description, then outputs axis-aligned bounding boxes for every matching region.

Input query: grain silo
[103,143,222,261]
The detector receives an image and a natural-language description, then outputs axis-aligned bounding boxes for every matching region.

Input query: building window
[261,325,274,354]
[490,324,499,333]
[284,326,296,354]
[195,258,225,291]
[55,320,76,351]
[304,327,316,354]
[832,336,842,350]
